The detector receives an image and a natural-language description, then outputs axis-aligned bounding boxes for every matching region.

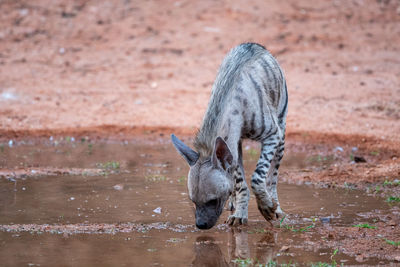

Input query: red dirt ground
[1,0,399,186]
[0,0,399,140]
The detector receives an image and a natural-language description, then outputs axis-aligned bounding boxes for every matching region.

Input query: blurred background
[0,0,399,141]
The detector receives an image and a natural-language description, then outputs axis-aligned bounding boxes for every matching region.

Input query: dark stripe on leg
[255,168,266,177]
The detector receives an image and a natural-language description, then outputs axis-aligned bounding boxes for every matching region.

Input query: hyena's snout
[195,206,219,230]
[195,199,225,229]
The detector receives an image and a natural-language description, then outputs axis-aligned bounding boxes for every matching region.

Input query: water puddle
[0,141,397,265]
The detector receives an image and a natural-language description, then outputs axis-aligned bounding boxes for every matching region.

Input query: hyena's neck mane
[193,135,213,159]
[194,43,267,158]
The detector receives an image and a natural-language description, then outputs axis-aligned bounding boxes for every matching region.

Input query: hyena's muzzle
[195,198,227,229]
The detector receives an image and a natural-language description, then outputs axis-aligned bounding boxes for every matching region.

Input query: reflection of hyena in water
[172,43,288,229]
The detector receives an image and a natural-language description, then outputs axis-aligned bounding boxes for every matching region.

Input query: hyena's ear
[212,137,233,171]
[171,134,199,166]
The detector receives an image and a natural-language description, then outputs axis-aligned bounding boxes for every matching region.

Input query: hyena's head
[171,134,234,229]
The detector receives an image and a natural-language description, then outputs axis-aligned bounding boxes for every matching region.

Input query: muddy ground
[0,140,399,265]
[0,0,399,265]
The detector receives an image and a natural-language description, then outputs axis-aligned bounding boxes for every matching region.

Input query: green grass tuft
[352,223,376,229]
[232,258,253,267]
[310,249,340,267]
[370,151,380,156]
[383,180,400,186]
[310,263,336,267]
[386,196,400,203]
[87,143,93,155]
[145,175,167,182]
[384,239,400,246]
[283,224,315,233]
[97,161,120,170]
[177,176,186,185]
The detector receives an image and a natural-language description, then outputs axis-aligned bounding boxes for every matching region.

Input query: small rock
[1,91,17,100]
[279,245,290,252]
[320,217,331,224]
[355,254,365,262]
[113,184,124,191]
[150,82,158,88]
[203,26,220,33]
[334,146,343,152]
[388,220,396,226]
[8,140,13,147]
[19,9,29,16]
[394,255,400,262]
[153,207,162,214]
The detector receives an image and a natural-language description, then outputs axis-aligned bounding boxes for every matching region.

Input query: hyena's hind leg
[266,139,285,219]
[251,132,282,221]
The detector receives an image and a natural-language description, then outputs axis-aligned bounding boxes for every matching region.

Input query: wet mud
[0,140,399,265]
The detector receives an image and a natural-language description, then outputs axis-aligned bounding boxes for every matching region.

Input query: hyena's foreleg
[251,131,282,221]
[227,164,250,226]
[266,139,285,218]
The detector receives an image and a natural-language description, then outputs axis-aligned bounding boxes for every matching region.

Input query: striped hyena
[171,43,288,229]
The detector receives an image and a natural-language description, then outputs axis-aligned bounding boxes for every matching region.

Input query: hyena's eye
[206,199,218,207]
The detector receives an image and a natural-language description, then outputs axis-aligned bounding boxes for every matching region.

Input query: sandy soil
[1,0,400,181]
[0,0,399,262]
[0,0,399,140]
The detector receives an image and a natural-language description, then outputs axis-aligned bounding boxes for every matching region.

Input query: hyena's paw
[226,210,248,226]
[257,200,278,221]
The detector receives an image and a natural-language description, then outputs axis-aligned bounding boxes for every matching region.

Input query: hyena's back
[195,43,288,155]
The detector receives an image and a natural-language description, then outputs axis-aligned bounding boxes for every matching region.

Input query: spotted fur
[172,43,288,229]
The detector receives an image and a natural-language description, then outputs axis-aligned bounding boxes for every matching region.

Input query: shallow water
[0,141,395,265]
